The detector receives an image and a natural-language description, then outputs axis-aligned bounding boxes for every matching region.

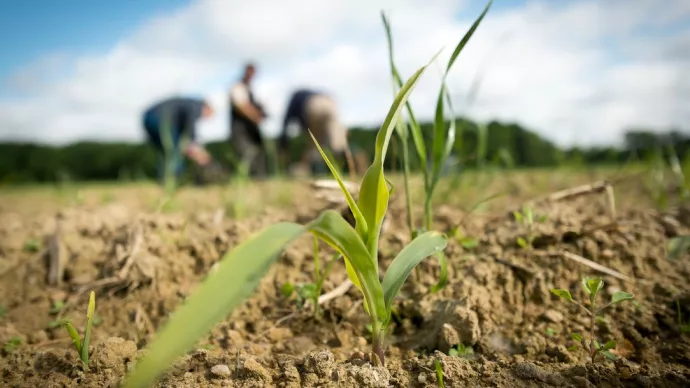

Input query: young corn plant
[123,52,449,388]
[381,0,493,292]
[514,204,546,250]
[60,291,96,371]
[550,277,634,363]
[281,236,339,318]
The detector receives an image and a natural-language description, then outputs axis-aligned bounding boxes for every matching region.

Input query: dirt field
[2,168,690,387]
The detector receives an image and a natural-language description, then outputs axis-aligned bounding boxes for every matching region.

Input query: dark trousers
[230,118,267,177]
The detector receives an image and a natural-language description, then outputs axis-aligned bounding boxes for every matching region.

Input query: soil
[2,171,690,387]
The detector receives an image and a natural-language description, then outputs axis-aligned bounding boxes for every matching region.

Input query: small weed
[448,343,474,358]
[60,291,96,371]
[50,300,65,314]
[3,336,21,353]
[23,238,41,253]
[514,205,546,250]
[545,327,558,337]
[677,301,690,334]
[551,277,634,363]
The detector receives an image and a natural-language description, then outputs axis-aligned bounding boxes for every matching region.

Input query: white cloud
[0,0,688,148]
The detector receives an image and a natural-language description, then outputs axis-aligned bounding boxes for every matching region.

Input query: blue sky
[0,1,189,77]
[0,0,688,147]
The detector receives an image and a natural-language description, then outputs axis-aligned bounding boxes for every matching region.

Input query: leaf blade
[382,231,448,313]
[123,221,307,388]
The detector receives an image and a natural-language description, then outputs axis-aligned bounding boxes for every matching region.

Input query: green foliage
[22,238,41,253]
[3,336,21,353]
[380,0,493,294]
[550,277,634,363]
[448,343,474,358]
[123,57,449,388]
[514,205,547,250]
[435,359,446,388]
[667,236,690,261]
[60,291,96,370]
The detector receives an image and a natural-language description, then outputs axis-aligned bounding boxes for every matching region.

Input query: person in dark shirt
[229,62,269,178]
[278,89,351,176]
[142,96,222,183]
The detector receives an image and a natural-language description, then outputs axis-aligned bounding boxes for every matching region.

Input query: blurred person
[142,96,226,184]
[278,88,357,176]
[229,62,269,177]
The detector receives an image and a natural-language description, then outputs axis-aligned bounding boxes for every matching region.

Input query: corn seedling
[123,52,450,388]
[281,236,339,317]
[435,359,446,388]
[381,0,493,293]
[514,205,546,250]
[60,291,96,370]
[550,277,634,363]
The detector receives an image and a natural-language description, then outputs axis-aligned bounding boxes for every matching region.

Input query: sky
[0,0,688,148]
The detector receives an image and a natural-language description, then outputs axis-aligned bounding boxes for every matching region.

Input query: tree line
[0,117,688,184]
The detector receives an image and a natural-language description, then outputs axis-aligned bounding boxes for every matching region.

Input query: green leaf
[358,52,439,259]
[524,206,534,225]
[583,277,604,297]
[517,237,527,248]
[567,345,579,352]
[297,283,318,300]
[430,251,449,293]
[610,291,634,305]
[308,210,385,320]
[382,231,448,314]
[550,289,573,302]
[81,291,96,366]
[513,211,523,223]
[280,283,294,298]
[536,215,548,223]
[123,221,308,388]
[571,333,584,342]
[62,321,82,355]
[443,0,493,74]
[309,131,368,240]
[667,236,690,261]
[603,340,616,350]
[448,348,459,357]
[601,350,616,360]
[460,236,479,249]
[435,359,446,388]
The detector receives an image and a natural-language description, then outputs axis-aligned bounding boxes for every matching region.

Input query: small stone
[418,373,427,383]
[226,329,243,345]
[242,358,271,381]
[211,364,231,378]
[438,323,460,353]
[268,327,292,342]
[542,310,564,323]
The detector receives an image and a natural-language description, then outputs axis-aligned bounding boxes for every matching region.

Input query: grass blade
[123,222,307,388]
[382,231,447,314]
[81,291,96,366]
[445,0,493,73]
[309,130,368,238]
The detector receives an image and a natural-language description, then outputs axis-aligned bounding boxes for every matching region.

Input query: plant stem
[589,309,596,363]
[424,195,433,232]
[372,323,386,366]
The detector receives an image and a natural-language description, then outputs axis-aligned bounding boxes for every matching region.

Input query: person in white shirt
[229,62,268,177]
